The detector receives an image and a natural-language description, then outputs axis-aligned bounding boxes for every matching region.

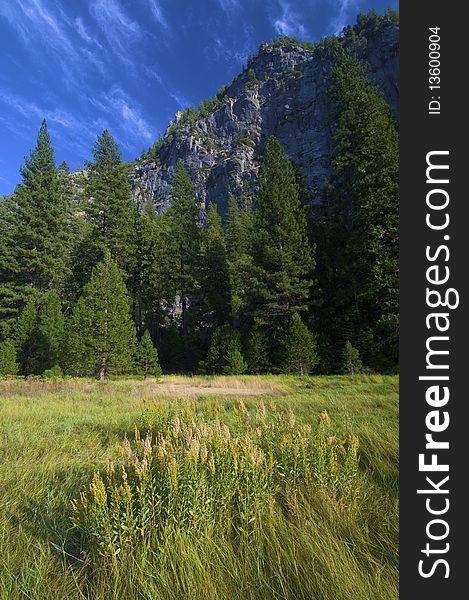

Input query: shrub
[341,341,362,375]
[42,365,63,379]
[71,403,360,561]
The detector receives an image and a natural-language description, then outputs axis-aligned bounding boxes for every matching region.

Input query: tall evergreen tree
[314,55,399,371]
[14,300,38,376]
[83,129,138,280]
[226,194,254,319]
[0,120,66,333]
[250,137,314,336]
[165,160,202,369]
[136,206,177,342]
[201,203,231,327]
[32,291,65,373]
[66,250,137,379]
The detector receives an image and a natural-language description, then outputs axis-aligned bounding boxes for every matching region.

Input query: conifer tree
[245,326,271,374]
[66,250,137,379]
[165,161,202,368]
[224,348,248,375]
[201,203,231,327]
[136,206,177,342]
[0,119,66,332]
[315,55,398,371]
[200,324,245,375]
[251,137,314,335]
[341,341,362,375]
[0,339,19,376]
[14,300,38,376]
[281,313,318,375]
[84,130,138,279]
[137,330,162,378]
[33,291,65,374]
[226,194,254,319]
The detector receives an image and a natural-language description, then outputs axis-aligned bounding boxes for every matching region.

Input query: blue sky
[0,0,398,196]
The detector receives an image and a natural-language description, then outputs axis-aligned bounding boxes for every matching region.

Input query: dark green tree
[315,55,399,371]
[83,130,138,280]
[66,250,137,379]
[136,206,177,342]
[137,330,162,378]
[14,300,38,376]
[32,291,65,374]
[224,348,248,375]
[251,137,314,336]
[0,120,67,333]
[0,339,19,376]
[226,194,254,319]
[165,161,202,369]
[200,324,245,375]
[201,203,231,327]
[245,325,271,374]
[281,313,318,376]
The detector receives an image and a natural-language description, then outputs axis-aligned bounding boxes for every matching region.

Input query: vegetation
[0,375,398,599]
[0,9,398,380]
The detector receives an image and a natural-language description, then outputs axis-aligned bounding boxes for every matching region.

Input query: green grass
[0,375,398,599]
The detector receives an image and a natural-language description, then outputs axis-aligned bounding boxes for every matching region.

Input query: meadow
[0,375,398,600]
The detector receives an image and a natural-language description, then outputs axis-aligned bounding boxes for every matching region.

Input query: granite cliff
[131,13,399,217]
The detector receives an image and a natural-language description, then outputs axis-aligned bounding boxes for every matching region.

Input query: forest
[0,49,398,381]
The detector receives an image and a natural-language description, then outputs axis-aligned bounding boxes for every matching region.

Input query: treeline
[0,54,398,379]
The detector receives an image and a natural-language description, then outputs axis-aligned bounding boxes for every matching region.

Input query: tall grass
[0,375,398,599]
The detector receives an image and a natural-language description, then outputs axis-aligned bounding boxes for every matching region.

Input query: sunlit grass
[0,375,398,599]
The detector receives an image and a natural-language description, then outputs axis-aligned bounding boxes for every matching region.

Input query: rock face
[131,18,399,217]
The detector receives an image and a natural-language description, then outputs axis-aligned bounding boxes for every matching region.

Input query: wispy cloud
[169,92,190,109]
[272,0,308,38]
[146,0,169,29]
[90,0,140,42]
[330,0,358,35]
[215,0,240,16]
[88,87,155,143]
[0,1,106,85]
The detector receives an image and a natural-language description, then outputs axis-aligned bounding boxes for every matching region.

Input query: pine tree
[315,55,398,371]
[201,324,245,374]
[281,313,318,375]
[137,330,162,378]
[226,194,254,319]
[224,349,248,375]
[0,339,19,376]
[251,137,314,335]
[136,206,177,343]
[66,250,137,379]
[84,130,138,279]
[165,161,202,369]
[341,341,362,375]
[245,326,271,374]
[33,291,65,374]
[0,119,67,333]
[201,204,231,327]
[14,300,38,376]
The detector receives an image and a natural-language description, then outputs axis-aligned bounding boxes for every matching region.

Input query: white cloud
[272,1,308,38]
[169,92,190,109]
[147,0,168,29]
[330,0,358,35]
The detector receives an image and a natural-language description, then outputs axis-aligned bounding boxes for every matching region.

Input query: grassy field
[0,375,398,600]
